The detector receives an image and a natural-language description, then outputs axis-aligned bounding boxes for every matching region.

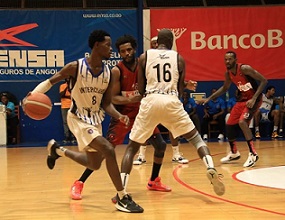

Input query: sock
[117,190,127,199]
[273,126,278,132]
[56,146,66,157]
[78,168,94,183]
[139,145,147,158]
[280,129,283,133]
[229,141,237,153]
[150,162,161,181]
[255,127,259,132]
[172,145,179,155]
[247,139,256,154]
[202,155,214,169]
[120,173,129,191]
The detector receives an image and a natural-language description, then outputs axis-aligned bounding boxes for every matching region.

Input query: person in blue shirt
[181,89,201,133]
[0,93,18,145]
[202,88,226,140]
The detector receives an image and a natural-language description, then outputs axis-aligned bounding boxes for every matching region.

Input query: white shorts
[67,111,102,152]
[130,94,195,144]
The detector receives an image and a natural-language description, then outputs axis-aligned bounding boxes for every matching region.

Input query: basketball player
[23,30,143,213]
[133,35,190,165]
[203,51,267,167]
[120,29,225,196]
[70,35,171,201]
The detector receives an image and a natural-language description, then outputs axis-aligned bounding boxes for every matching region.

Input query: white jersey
[260,93,273,113]
[69,58,110,126]
[145,49,179,96]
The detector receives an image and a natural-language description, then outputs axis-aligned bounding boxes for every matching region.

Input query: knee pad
[148,133,166,158]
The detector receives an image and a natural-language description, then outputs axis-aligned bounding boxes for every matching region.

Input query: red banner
[150,6,285,81]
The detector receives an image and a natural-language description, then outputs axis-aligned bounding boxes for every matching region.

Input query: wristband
[31,79,52,94]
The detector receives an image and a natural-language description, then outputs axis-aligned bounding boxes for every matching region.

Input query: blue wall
[1,79,284,145]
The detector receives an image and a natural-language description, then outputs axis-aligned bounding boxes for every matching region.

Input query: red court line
[172,163,285,216]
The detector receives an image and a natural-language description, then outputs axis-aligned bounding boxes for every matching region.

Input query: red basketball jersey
[227,63,259,102]
[116,60,140,112]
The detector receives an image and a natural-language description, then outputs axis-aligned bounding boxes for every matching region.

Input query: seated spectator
[279,95,284,137]
[202,88,226,140]
[254,85,282,138]
[181,89,201,133]
[0,92,19,144]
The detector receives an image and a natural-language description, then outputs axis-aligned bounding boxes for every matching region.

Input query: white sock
[273,126,278,132]
[172,145,179,155]
[202,155,214,169]
[56,147,66,157]
[117,190,127,199]
[120,173,129,191]
[255,127,259,132]
[139,145,147,158]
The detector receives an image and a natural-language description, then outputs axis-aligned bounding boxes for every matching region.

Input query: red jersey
[227,63,260,102]
[115,60,140,113]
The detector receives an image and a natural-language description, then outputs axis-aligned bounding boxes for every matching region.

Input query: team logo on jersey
[159,54,170,59]
[0,23,38,47]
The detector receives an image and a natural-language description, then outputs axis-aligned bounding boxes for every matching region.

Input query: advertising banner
[150,6,285,81]
[0,10,137,81]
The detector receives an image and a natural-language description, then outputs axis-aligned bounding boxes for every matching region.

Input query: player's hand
[201,98,210,105]
[246,98,256,109]
[186,80,197,92]
[22,92,32,114]
[119,115,130,127]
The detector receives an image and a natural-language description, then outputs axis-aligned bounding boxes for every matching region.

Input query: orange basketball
[23,92,52,120]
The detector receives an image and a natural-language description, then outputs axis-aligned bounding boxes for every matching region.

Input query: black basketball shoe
[47,139,61,169]
[115,194,144,213]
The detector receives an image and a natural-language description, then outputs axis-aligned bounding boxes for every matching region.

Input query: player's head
[224,51,237,70]
[157,29,173,49]
[88,30,112,59]
[266,85,275,97]
[150,36,158,49]
[0,93,8,105]
[115,35,137,64]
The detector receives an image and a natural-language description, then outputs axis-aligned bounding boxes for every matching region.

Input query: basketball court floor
[0,139,284,219]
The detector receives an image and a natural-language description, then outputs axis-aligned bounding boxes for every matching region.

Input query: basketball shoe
[133,154,146,165]
[147,177,172,192]
[47,139,61,169]
[172,152,189,164]
[220,151,241,163]
[206,168,225,196]
[70,180,84,200]
[255,131,261,139]
[243,152,259,168]
[115,194,144,213]
[271,131,279,138]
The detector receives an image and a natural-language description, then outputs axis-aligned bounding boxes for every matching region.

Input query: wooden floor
[0,139,285,220]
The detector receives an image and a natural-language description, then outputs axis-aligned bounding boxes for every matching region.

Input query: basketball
[23,92,52,120]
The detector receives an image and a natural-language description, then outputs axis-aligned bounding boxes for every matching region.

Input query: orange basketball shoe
[147,177,172,192]
[70,180,84,200]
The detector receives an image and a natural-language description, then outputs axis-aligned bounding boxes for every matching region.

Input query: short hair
[115,35,137,51]
[266,85,275,92]
[88,30,110,49]
[225,51,237,59]
[151,36,158,42]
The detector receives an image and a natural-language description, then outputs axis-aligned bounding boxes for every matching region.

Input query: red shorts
[106,108,160,146]
[227,99,262,125]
